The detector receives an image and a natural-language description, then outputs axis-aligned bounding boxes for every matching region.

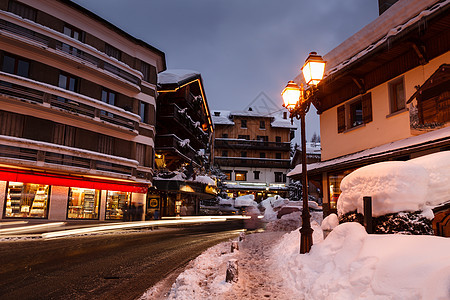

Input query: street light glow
[301,52,326,86]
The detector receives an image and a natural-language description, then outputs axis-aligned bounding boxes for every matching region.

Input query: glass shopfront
[327,169,355,211]
[105,191,131,220]
[4,182,50,218]
[67,188,100,219]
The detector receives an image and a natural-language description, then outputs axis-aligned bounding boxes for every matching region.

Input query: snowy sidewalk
[221,232,291,300]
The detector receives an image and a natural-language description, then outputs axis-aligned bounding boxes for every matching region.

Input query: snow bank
[194,175,215,185]
[260,196,289,221]
[234,194,257,208]
[321,213,339,231]
[338,151,450,217]
[274,222,450,299]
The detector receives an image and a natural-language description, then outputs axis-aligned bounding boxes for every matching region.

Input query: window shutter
[362,92,373,124]
[337,105,346,133]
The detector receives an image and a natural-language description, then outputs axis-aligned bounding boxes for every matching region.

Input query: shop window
[105,191,131,220]
[235,171,247,181]
[4,182,49,218]
[254,171,260,180]
[274,172,283,183]
[67,188,100,219]
[328,169,355,210]
[2,53,29,77]
[224,171,232,181]
[389,77,405,113]
[8,0,36,21]
[241,119,247,128]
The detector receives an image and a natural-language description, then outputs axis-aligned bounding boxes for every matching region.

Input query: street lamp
[281,52,326,254]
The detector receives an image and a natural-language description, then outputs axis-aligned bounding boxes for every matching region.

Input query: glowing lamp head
[301,52,326,86]
[281,80,301,110]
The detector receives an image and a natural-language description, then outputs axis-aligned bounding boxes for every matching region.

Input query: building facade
[213,98,296,201]
[0,0,165,221]
[288,0,450,221]
[152,70,215,217]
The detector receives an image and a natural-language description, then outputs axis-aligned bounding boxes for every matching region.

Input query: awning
[0,167,149,193]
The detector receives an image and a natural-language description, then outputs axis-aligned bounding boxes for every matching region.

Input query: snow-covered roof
[158,69,200,86]
[211,110,235,125]
[270,115,297,129]
[294,0,447,84]
[288,126,450,176]
[295,142,321,155]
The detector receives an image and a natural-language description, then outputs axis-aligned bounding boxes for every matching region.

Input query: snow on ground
[338,151,450,217]
[233,194,258,208]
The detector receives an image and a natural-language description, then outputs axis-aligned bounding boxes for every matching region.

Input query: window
[58,73,79,92]
[389,77,405,113]
[276,136,282,143]
[260,120,265,129]
[67,188,100,219]
[98,135,114,155]
[222,150,228,157]
[253,171,260,180]
[274,172,283,183]
[62,25,84,55]
[136,143,147,166]
[139,101,149,124]
[337,93,372,133]
[260,152,266,158]
[257,135,268,142]
[101,89,116,106]
[224,171,232,181]
[8,0,37,21]
[140,61,150,82]
[222,133,228,138]
[5,182,49,218]
[238,135,250,140]
[241,151,247,157]
[350,100,363,127]
[2,54,29,77]
[105,43,121,61]
[105,191,131,220]
[276,153,282,159]
[235,171,247,181]
[241,119,247,128]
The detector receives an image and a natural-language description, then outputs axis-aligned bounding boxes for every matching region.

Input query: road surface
[0,222,244,299]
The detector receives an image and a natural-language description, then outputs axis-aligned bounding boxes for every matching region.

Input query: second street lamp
[281,52,326,254]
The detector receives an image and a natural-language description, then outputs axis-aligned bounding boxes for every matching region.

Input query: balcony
[214,138,291,151]
[0,74,139,133]
[0,135,142,180]
[155,134,200,164]
[158,103,209,146]
[214,156,291,168]
[0,15,141,88]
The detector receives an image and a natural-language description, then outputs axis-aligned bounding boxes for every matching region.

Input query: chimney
[378,0,400,15]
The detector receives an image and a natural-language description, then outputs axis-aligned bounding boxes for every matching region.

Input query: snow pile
[218,197,234,206]
[337,151,450,217]
[321,213,339,231]
[260,196,289,221]
[194,175,215,186]
[265,210,323,232]
[158,69,200,85]
[233,194,257,208]
[274,222,450,299]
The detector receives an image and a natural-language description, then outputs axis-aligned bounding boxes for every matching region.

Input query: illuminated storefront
[105,191,132,220]
[4,182,50,218]
[67,188,100,220]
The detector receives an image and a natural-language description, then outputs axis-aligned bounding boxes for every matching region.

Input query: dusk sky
[72,0,379,139]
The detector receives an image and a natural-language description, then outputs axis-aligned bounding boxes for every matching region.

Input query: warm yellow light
[281,80,301,109]
[301,52,326,86]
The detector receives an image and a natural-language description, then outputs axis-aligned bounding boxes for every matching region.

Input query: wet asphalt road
[0,222,244,300]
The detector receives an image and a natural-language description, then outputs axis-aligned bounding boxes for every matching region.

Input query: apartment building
[0,0,165,221]
[213,96,296,201]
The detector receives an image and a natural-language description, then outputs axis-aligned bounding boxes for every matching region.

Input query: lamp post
[281,52,326,254]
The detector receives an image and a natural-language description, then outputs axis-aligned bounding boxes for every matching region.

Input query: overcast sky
[72,0,379,139]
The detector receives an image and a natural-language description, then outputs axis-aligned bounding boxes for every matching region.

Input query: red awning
[0,168,148,193]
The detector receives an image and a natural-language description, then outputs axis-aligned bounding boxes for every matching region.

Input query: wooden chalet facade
[288,0,450,235]
[212,95,296,202]
[152,70,215,217]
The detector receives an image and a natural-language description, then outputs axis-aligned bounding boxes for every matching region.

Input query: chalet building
[152,70,215,217]
[0,0,165,221]
[212,95,296,202]
[288,0,450,225]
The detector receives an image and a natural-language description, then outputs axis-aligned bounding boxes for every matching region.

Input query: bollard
[231,241,239,253]
[226,259,238,283]
[363,196,373,234]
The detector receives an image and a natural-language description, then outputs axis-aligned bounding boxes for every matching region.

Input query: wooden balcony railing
[214,138,291,151]
[214,156,291,168]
